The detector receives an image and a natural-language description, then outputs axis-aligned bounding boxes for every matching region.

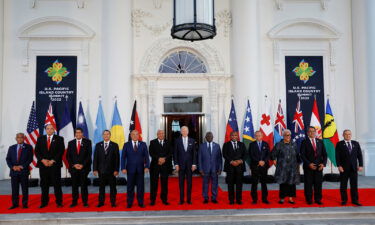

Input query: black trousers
[127,171,145,206]
[340,168,359,203]
[303,168,323,202]
[98,173,117,205]
[39,166,62,205]
[71,169,89,204]
[11,173,29,207]
[226,166,243,203]
[279,183,296,198]
[150,166,169,203]
[178,166,192,203]
[251,166,268,202]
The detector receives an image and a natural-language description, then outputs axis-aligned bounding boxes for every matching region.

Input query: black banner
[36,56,77,133]
[285,56,324,133]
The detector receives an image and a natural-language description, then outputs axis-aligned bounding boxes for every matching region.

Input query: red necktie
[17,145,22,163]
[77,140,81,155]
[47,136,51,150]
[311,138,317,157]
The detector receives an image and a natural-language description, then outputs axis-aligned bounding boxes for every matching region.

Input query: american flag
[292,98,305,150]
[24,101,40,170]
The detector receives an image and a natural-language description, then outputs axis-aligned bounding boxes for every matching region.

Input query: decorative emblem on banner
[292,60,316,84]
[45,60,70,84]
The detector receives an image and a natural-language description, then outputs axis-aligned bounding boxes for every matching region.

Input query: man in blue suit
[6,133,33,209]
[174,126,197,205]
[198,132,222,204]
[121,130,150,208]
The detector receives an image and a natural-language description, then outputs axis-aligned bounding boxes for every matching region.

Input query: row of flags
[25,100,142,171]
[225,98,339,167]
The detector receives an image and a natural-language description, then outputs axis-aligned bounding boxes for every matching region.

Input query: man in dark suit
[35,124,65,208]
[93,130,120,207]
[249,131,270,204]
[149,129,172,206]
[300,126,327,205]
[198,131,222,204]
[223,131,246,205]
[6,133,33,209]
[336,129,363,206]
[121,130,150,208]
[66,128,92,207]
[174,126,197,205]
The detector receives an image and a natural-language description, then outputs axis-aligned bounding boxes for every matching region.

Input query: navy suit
[121,141,150,206]
[336,140,363,203]
[300,138,327,203]
[198,142,222,201]
[173,137,197,203]
[249,141,270,202]
[6,143,33,207]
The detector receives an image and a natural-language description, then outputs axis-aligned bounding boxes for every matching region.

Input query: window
[159,51,207,73]
[164,96,203,113]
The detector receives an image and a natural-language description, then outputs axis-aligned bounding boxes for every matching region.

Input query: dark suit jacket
[6,143,33,176]
[93,141,120,174]
[35,135,65,168]
[173,137,197,170]
[149,139,172,171]
[300,138,327,169]
[121,141,150,173]
[66,138,92,173]
[198,142,222,173]
[249,141,270,169]
[222,141,246,172]
[336,140,363,171]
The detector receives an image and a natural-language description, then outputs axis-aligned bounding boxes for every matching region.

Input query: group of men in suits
[6,123,364,209]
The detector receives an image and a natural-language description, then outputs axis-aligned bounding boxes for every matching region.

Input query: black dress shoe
[8,205,18,210]
[138,204,145,208]
[252,200,257,204]
[111,204,117,207]
[262,200,270,204]
[97,203,104,208]
[315,201,323,205]
[307,201,313,205]
[162,201,170,205]
[23,205,28,209]
[211,199,218,204]
[237,201,242,205]
[127,204,132,208]
[83,203,89,208]
[187,201,192,205]
[179,201,184,205]
[203,199,209,204]
[288,200,295,204]
[56,204,63,208]
[39,204,47,209]
[229,201,235,205]
[278,200,284,204]
[353,202,362,206]
[70,203,77,208]
[150,201,155,206]
[341,201,347,206]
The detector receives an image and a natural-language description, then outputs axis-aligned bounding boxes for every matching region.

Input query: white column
[0,0,4,179]
[352,0,375,175]
[100,0,133,139]
[230,0,260,129]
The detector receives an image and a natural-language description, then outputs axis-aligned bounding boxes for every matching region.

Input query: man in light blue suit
[121,130,150,208]
[198,132,223,204]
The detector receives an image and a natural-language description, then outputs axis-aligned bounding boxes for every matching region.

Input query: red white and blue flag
[43,102,57,134]
[224,99,239,142]
[274,100,286,144]
[292,98,306,149]
[24,101,40,171]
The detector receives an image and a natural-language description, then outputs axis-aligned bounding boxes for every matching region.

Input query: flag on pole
[242,99,255,167]
[77,101,89,138]
[225,99,239,142]
[94,100,107,145]
[323,99,339,166]
[59,102,74,168]
[43,102,57,134]
[24,101,40,171]
[110,100,125,149]
[274,100,286,144]
[310,97,322,138]
[260,97,274,150]
[292,98,305,151]
[129,100,143,141]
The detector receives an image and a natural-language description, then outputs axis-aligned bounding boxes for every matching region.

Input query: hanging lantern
[171,0,216,41]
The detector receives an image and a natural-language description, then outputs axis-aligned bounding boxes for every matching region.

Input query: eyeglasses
[284,134,291,137]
